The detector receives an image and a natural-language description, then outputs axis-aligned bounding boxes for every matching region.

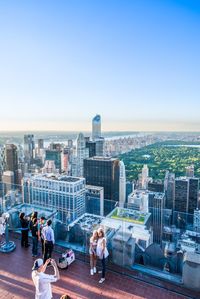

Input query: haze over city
[0,0,200,131]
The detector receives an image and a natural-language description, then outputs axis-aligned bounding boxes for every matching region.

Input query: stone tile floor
[0,238,198,299]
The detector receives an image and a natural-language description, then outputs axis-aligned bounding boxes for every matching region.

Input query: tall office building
[37,139,44,156]
[61,148,70,173]
[174,177,199,214]
[45,150,62,172]
[68,139,73,148]
[5,144,19,186]
[84,156,120,215]
[188,178,199,214]
[38,139,44,151]
[141,164,149,189]
[174,178,189,213]
[95,138,104,156]
[23,174,86,223]
[194,209,200,233]
[72,133,89,177]
[0,146,6,178]
[164,172,175,210]
[149,192,165,244]
[24,134,35,164]
[92,114,101,140]
[91,115,104,156]
[2,171,14,193]
[119,161,126,208]
[85,141,96,157]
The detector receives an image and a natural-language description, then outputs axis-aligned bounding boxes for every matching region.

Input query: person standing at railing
[0,216,5,245]
[38,216,46,255]
[96,228,109,284]
[89,230,98,275]
[42,219,55,263]
[31,218,39,257]
[30,211,38,231]
[19,212,29,248]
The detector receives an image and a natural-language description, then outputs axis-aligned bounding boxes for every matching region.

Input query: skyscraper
[85,140,96,158]
[72,133,89,177]
[188,178,199,214]
[0,146,6,179]
[5,144,18,186]
[141,164,149,189]
[92,114,101,140]
[119,161,126,208]
[174,177,199,214]
[24,134,35,164]
[164,172,175,210]
[83,156,120,215]
[149,192,165,244]
[45,150,62,172]
[174,178,189,213]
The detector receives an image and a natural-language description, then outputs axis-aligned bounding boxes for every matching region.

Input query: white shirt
[32,271,57,299]
[97,237,109,259]
[42,226,55,243]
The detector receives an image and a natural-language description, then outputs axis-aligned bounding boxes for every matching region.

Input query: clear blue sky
[0,0,200,131]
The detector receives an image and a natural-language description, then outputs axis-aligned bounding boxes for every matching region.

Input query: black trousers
[43,241,53,263]
[21,230,29,247]
[41,238,44,255]
[101,256,106,279]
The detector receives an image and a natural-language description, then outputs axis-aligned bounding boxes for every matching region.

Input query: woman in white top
[89,230,98,275]
[0,217,5,244]
[96,228,109,284]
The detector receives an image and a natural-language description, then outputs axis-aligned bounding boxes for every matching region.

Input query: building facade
[85,185,104,216]
[92,114,101,140]
[84,156,120,215]
[24,134,35,164]
[5,144,19,186]
[23,174,86,223]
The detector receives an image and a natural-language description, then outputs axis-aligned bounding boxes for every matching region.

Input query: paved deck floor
[0,238,197,299]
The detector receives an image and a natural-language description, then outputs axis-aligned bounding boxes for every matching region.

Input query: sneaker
[99,278,105,284]
[90,269,94,275]
[98,270,102,274]
[93,267,97,274]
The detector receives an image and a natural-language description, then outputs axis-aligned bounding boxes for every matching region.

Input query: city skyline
[0,0,200,131]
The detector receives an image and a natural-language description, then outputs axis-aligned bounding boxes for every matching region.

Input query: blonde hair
[90,229,98,242]
[97,227,105,238]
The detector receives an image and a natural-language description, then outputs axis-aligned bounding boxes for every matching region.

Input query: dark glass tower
[84,157,120,215]
[5,144,18,186]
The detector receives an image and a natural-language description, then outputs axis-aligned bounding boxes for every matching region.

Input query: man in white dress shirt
[32,258,60,299]
[42,219,55,263]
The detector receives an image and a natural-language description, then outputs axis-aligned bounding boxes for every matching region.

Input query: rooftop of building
[68,213,104,231]
[27,174,84,183]
[108,207,151,225]
[0,236,196,299]
[86,185,104,191]
[85,156,118,161]
[175,176,199,181]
